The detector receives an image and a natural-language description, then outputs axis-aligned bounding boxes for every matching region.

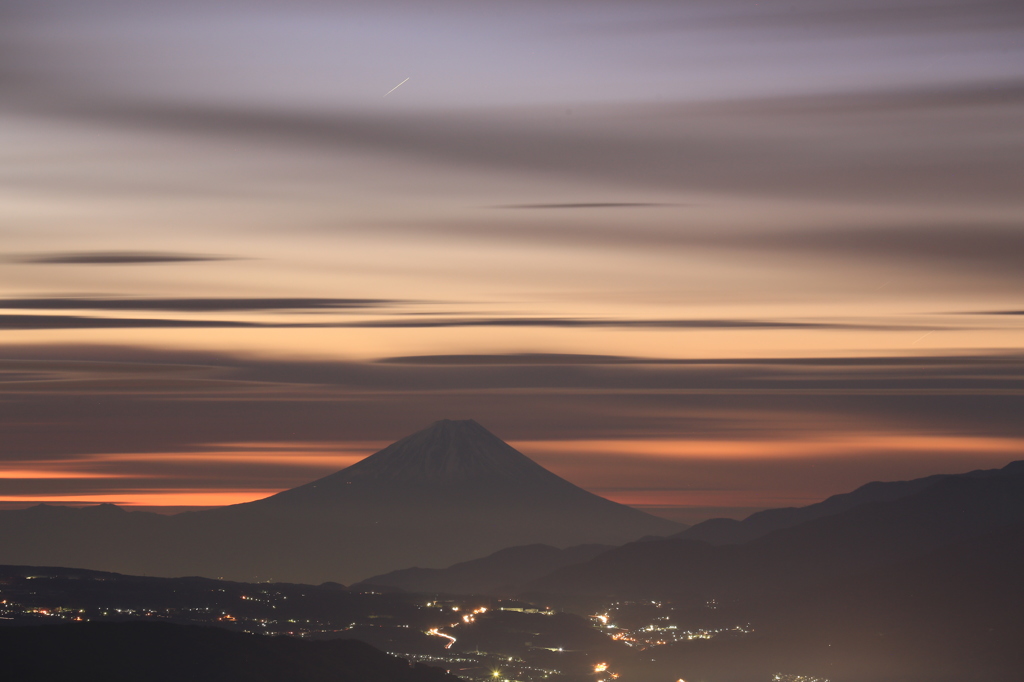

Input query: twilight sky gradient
[1,0,1022,523]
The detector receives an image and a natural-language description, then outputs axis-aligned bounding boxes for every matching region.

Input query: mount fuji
[0,420,681,584]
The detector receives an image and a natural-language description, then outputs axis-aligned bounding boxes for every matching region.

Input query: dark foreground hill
[0,420,679,584]
[0,621,459,682]
[618,522,1024,682]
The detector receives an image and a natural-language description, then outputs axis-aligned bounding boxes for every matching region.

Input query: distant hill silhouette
[679,460,1024,545]
[0,420,679,584]
[357,543,613,595]
[0,621,458,682]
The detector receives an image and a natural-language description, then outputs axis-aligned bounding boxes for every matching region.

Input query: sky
[1,0,1022,524]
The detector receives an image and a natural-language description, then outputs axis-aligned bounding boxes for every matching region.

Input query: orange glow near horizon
[0,469,138,480]
[91,449,370,468]
[33,442,387,471]
[0,490,278,508]
[513,434,1024,461]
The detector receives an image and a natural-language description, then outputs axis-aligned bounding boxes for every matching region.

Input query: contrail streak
[911,330,935,345]
[383,77,410,97]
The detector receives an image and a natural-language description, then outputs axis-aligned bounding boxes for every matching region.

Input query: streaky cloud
[0,314,911,331]
[492,202,675,209]
[379,353,652,365]
[0,297,399,312]
[376,352,1021,367]
[10,251,233,265]
[405,222,1024,279]
[11,80,1023,205]
[3,346,1020,397]
[338,317,903,330]
[0,315,255,330]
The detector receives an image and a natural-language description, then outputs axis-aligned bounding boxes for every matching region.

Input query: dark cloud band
[377,353,1018,367]
[492,203,674,209]
[0,313,906,331]
[0,298,398,312]
[10,251,232,265]
[12,79,1023,206]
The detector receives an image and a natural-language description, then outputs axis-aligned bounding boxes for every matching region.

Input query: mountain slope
[269,419,566,492]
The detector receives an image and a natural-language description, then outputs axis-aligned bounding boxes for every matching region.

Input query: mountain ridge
[679,459,1024,545]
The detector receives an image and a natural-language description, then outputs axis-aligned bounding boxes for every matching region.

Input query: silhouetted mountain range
[0,621,459,682]
[678,459,1024,545]
[0,420,679,584]
[526,462,1024,600]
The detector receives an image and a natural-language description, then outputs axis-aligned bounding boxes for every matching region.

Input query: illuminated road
[427,627,457,649]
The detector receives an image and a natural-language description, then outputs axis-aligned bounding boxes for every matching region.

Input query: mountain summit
[241,420,683,567]
[0,419,681,584]
[334,419,565,483]
[261,419,605,505]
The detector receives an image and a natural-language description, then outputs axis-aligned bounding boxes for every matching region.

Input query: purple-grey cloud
[0,314,911,331]
[5,80,1020,206]
[0,297,399,312]
[492,203,675,209]
[394,222,1024,278]
[11,251,232,265]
